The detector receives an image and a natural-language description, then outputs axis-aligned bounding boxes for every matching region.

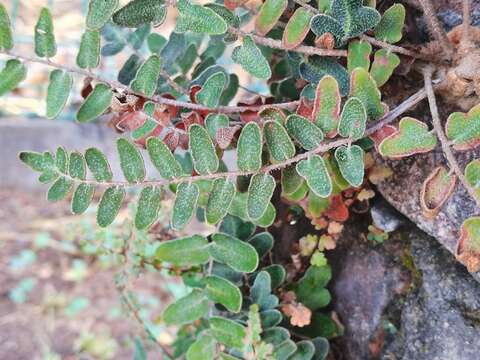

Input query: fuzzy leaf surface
[0,59,27,96]
[374,3,405,43]
[135,186,161,230]
[247,173,276,221]
[163,289,209,325]
[297,155,332,198]
[189,124,219,175]
[34,8,56,58]
[350,67,384,120]
[130,54,161,96]
[175,0,228,35]
[255,0,287,36]
[46,70,72,119]
[209,317,246,349]
[347,40,371,72]
[76,83,113,123]
[370,49,400,87]
[85,147,112,182]
[286,114,324,150]
[334,144,364,187]
[282,8,313,49]
[196,72,226,108]
[312,75,341,136]
[97,187,125,227]
[445,104,480,151]
[0,4,13,50]
[337,97,367,140]
[206,178,236,225]
[264,120,295,162]
[209,233,259,273]
[146,137,183,180]
[117,138,145,183]
[232,36,271,79]
[113,0,167,27]
[205,275,242,313]
[171,182,199,230]
[155,235,210,266]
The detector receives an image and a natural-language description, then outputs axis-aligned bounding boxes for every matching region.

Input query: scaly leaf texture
[374,3,405,44]
[296,155,332,198]
[465,160,480,201]
[347,40,372,73]
[46,70,73,119]
[76,83,113,123]
[281,165,304,195]
[232,36,271,80]
[0,59,27,96]
[247,173,276,221]
[350,67,384,120]
[0,4,13,50]
[146,137,183,180]
[175,0,228,35]
[312,75,341,136]
[171,182,199,230]
[117,138,146,183]
[445,104,480,151]
[97,186,125,227]
[86,0,119,30]
[85,147,113,182]
[130,54,161,97]
[337,96,367,140]
[370,49,400,87]
[76,30,101,69]
[163,289,209,325]
[282,8,313,49]
[237,122,263,171]
[255,0,287,36]
[210,232,259,273]
[155,235,210,266]
[206,178,236,225]
[135,186,162,230]
[196,72,226,108]
[334,144,364,187]
[264,120,296,162]
[209,317,246,349]
[205,275,242,313]
[286,114,324,150]
[113,0,167,27]
[34,8,56,58]
[189,124,219,175]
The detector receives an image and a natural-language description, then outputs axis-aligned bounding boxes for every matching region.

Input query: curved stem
[0,49,300,113]
[56,87,428,189]
[423,66,480,208]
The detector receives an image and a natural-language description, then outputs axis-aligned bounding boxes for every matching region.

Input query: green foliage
[189,124,219,175]
[0,59,27,96]
[85,147,112,182]
[379,117,438,158]
[135,186,161,230]
[337,97,367,140]
[286,114,324,151]
[77,30,100,69]
[232,36,271,80]
[176,0,228,35]
[146,137,183,180]
[445,104,480,151]
[300,57,349,96]
[163,289,209,325]
[186,333,216,360]
[196,72,226,108]
[210,316,246,349]
[370,49,400,87]
[281,165,304,196]
[297,155,332,198]
[112,0,167,27]
[264,120,296,162]
[282,8,313,49]
[97,187,125,227]
[76,83,113,123]
[172,182,200,230]
[313,75,341,136]
[72,183,95,215]
[130,54,161,96]
[46,70,72,119]
[311,0,380,46]
[0,4,13,50]
[35,8,56,58]
[347,40,371,73]
[374,3,405,44]
[350,67,384,120]
[155,235,210,266]
[206,178,236,225]
[465,160,480,201]
[247,173,276,221]
[210,233,259,273]
[86,0,119,30]
[255,0,287,36]
[117,138,146,183]
[334,145,365,187]
[205,275,242,312]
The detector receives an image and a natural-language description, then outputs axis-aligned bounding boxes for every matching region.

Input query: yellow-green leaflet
[155,235,210,266]
[237,122,262,172]
[135,186,162,230]
[130,54,161,96]
[206,178,236,225]
[46,70,73,119]
[97,187,125,227]
[34,8,56,58]
[189,124,219,175]
[171,182,199,230]
[296,155,332,198]
[163,289,209,325]
[146,137,183,180]
[334,144,365,187]
[76,83,113,123]
[0,59,27,96]
[247,173,276,221]
[0,4,13,50]
[86,0,119,30]
[264,120,295,162]
[117,138,145,183]
[76,30,100,69]
[255,0,287,36]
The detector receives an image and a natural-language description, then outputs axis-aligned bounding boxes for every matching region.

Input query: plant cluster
[2,0,480,358]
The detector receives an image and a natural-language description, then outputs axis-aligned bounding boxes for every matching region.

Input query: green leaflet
[379,117,437,158]
[47,177,73,202]
[205,275,242,313]
[210,233,259,273]
[117,138,145,183]
[76,30,100,69]
[71,183,95,215]
[130,54,161,97]
[135,186,161,230]
[0,59,27,96]
[220,73,239,105]
[206,178,236,225]
[85,147,112,182]
[254,203,276,228]
[337,97,367,140]
[156,235,209,266]
[282,8,313,49]
[171,182,199,230]
[295,265,331,310]
[146,137,183,180]
[46,70,72,119]
[249,232,274,259]
[350,67,384,120]
[312,75,341,136]
[374,3,405,44]
[370,49,400,87]
[299,57,349,96]
[34,8,56,58]
[196,72,226,108]
[0,4,13,50]
[264,120,295,162]
[288,340,315,360]
[445,104,480,151]
[247,173,276,221]
[286,114,324,151]
[97,186,125,227]
[69,152,86,180]
[76,83,113,123]
[19,151,55,174]
[175,0,228,35]
[273,340,297,359]
[334,145,364,187]
[232,36,271,80]
[56,147,68,174]
[147,33,167,53]
[186,333,217,360]
[457,217,480,272]
[259,107,286,124]
[189,124,219,175]
[163,289,209,326]
[210,316,247,349]
[255,0,287,36]
[296,155,332,198]
[347,40,372,73]
[113,0,167,27]
[465,160,480,201]
[205,4,239,43]
[86,0,119,30]
[237,122,263,172]
[205,113,229,140]
[281,165,304,195]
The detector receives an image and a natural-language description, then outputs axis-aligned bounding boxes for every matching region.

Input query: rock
[370,197,405,233]
[383,228,480,360]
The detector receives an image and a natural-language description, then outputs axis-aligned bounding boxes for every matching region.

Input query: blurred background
[0,1,230,359]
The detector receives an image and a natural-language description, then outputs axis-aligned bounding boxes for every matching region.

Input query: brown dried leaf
[281,302,312,327]
[420,166,457,219]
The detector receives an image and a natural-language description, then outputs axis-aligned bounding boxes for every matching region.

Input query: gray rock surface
[384,228,480,360]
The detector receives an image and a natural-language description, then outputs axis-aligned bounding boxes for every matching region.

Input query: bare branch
[463,0,471,43]
[423,66,480,208]
[360,35,431,60]
[417,0,454,58]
